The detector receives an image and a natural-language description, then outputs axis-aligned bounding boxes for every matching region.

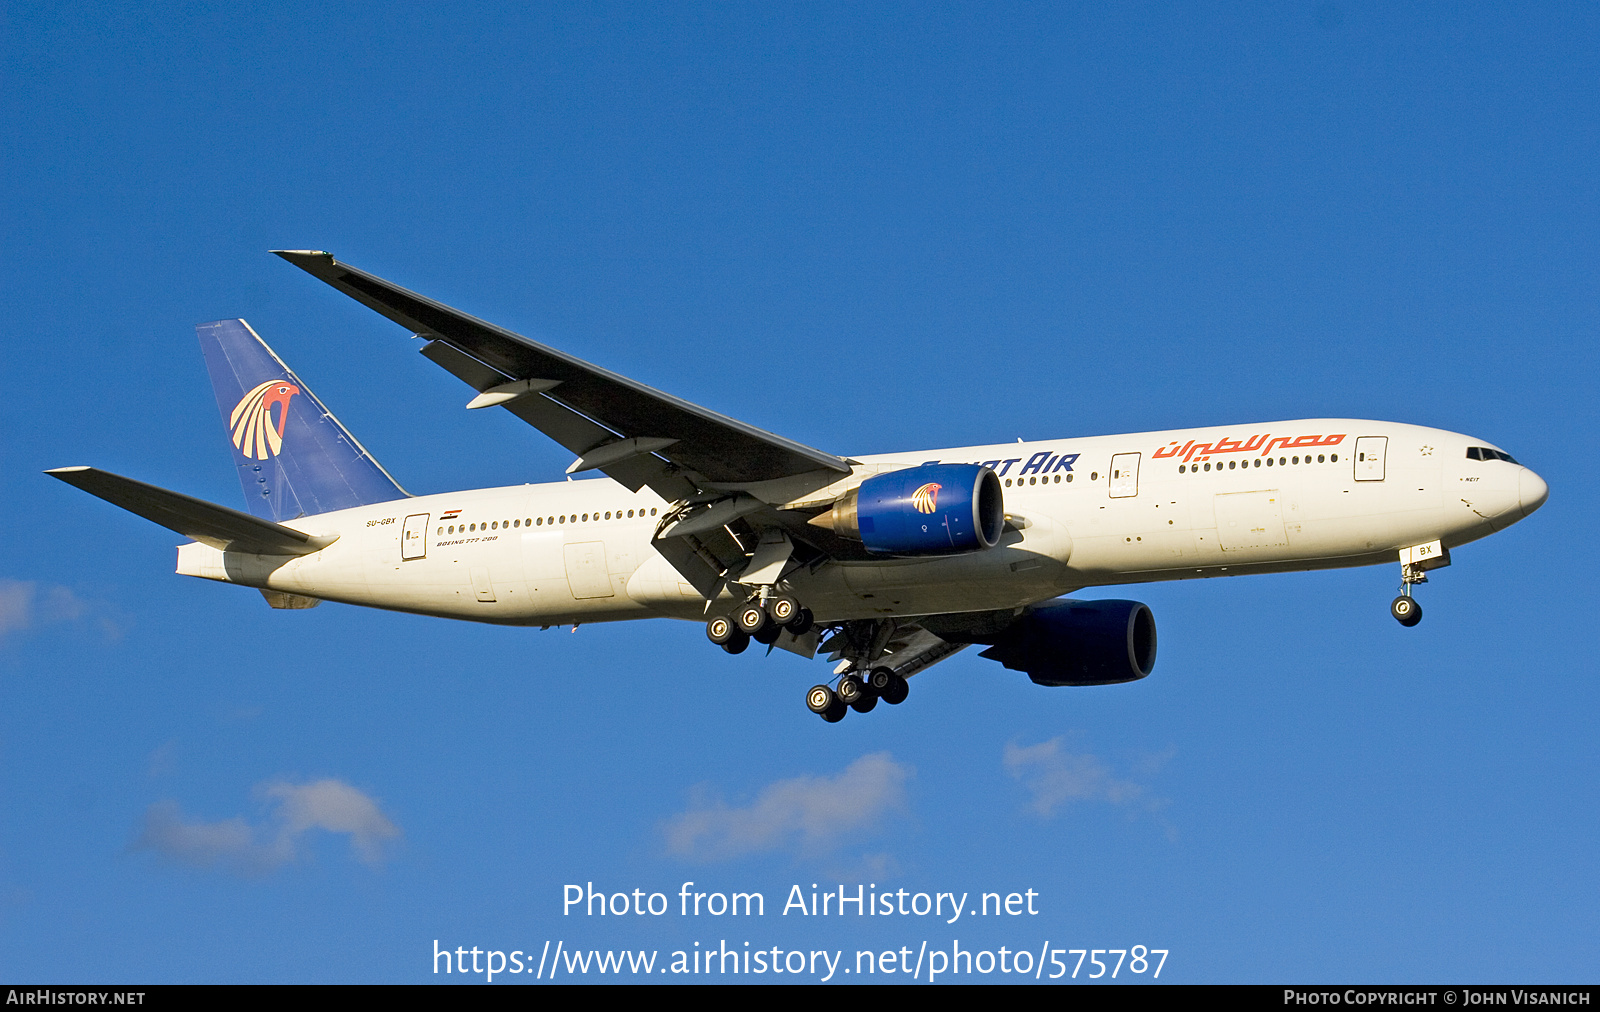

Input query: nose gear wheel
[1390,595,1422,627]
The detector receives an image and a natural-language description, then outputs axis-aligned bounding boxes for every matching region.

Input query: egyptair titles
[1154,432,1347,465]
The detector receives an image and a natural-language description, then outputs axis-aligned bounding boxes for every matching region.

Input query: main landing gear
[805,667,909,723]
[707,606,912,724]
[705,594,813,654]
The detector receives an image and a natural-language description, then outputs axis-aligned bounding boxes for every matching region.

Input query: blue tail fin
[196,319,409,521]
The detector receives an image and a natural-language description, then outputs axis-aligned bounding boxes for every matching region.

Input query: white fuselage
[175,419,1545,625]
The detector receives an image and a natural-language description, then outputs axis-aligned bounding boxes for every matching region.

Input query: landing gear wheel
[866,668,896,696]
[766,595,800,626]
[736,602,771,637]
[785,607,814,636]
[849,693,878,714]
[836,675,866,706]
[706,615,737,646]
[753,623,782,645]
[807,684,845,722]
[721,630,750,654]
[881,673,909,705]
[1390,595,1423,627]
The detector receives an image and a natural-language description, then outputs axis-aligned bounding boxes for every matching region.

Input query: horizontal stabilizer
[46,467,336,556]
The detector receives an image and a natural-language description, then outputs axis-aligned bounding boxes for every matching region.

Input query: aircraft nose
[1519,468,1549,518]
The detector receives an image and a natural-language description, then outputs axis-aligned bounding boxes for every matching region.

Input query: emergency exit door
[401,513,429,560]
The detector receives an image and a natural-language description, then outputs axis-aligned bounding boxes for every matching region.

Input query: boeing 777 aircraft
[49,252,1549,722]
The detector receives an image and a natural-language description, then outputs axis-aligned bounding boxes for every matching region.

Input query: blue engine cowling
[975,598,1156,686]
[823,463,1004,556]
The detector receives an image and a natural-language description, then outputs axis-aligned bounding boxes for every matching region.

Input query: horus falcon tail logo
[912,482,942,514]
[230,380,301,460]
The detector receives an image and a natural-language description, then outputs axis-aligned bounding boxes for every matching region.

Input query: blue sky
[3,3,1596,983]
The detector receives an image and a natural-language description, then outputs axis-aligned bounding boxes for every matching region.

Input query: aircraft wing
[822,620,971,680]
[272,251,851,503]
[46,467,336,556]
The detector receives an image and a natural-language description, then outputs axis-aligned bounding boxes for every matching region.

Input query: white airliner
[49,251,1548,721]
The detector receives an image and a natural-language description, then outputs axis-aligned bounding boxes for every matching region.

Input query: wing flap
[46,467,335,556]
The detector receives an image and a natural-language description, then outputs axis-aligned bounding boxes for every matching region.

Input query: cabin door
[1354,437,1388,481]
[1109,453,1141,498]
[401,513,429,560]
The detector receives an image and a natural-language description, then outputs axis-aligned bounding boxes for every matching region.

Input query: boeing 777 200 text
[49,252,1549,721]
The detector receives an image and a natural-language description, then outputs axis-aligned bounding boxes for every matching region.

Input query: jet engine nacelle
[977,598,1157,686]
[811,463,1004,557]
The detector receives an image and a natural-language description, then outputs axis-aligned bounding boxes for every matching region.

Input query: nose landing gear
[1390,540,1449,627]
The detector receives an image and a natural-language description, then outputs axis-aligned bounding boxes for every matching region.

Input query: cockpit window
[1466,446,1519,464]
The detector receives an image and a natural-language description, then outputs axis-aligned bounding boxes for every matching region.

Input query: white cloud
[135,778,400,875]
[0,579,121,642]
[663,752,912,862]
[137,803,266,873]
[0,581,40,639]
[262,779,400,866]
[1003,737,1162,818]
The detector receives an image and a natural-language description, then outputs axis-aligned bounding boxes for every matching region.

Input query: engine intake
[973,598,1157,686]
[812,463,1004,556]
